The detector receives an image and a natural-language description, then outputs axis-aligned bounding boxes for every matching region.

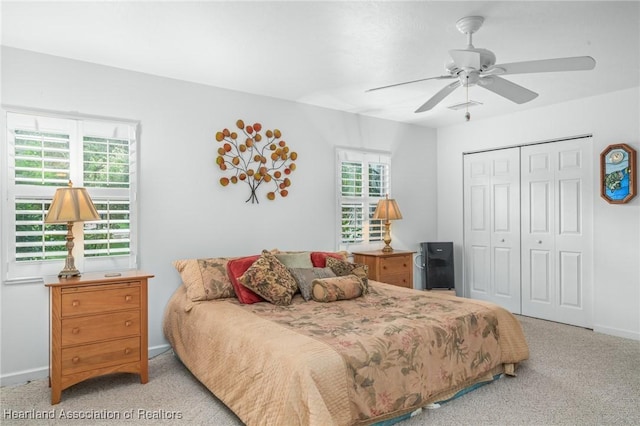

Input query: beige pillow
[274,252,313,268]
[312,275,364,302]
[173,257,236,301]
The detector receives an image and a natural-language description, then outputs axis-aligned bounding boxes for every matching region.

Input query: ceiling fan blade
[415,81,461,113]
[449,49,481,69]
[366,75,455,92]
[479,76,538,104]
[493,56,596,75]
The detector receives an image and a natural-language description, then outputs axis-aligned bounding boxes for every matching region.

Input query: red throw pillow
[226,255,263,304]
[310,251,348,268]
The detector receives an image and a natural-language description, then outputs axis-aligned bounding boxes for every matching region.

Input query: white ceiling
[2,1,639,128]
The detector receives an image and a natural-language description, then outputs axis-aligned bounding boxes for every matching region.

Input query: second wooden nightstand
[352,250,415,289]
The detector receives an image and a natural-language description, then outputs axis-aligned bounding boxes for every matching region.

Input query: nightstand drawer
[379,255,412,274]
[61,336,140,375]
[61,311,140,346]
[61,286,140,317]
[379,273,412,288]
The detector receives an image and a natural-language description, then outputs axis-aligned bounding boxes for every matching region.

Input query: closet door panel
[522,145,555,319]
[559,179,581,234]
[464,148,520,313]
[529,249,552,303]
[493,247,513,296]
[521,140,592,327]
[529,181,551,233]
[559,251,582,308]
[470,245,490,294]
[470,186,488,231]
[465,154,491,300]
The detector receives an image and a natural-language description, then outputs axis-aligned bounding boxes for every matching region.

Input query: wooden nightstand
[45,271,153,404]
[352,250,415,289]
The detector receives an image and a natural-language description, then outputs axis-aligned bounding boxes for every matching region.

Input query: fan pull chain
[465,75,471,121]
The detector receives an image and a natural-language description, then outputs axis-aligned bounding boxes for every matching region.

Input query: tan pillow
[311,275,364,302]
[325,256,369,293]
[173,257,236,301]
[239,250,298,305]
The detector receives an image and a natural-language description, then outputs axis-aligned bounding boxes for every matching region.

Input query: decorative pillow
[173,257,236,302]
[288,267,336,301]
[326,256,369,293]
[310,251,349,268]
[226,255,264,304]
[311,275,364,302]
[274,252,313,268]
[239,250,298,306]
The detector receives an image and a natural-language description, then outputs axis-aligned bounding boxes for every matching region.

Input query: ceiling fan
[367,16,596,116]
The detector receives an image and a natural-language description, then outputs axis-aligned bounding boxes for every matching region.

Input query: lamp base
[58,221,81,278]
[381,220,394,253]
[58,268,81,278]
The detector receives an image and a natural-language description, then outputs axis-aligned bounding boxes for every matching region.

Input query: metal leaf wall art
[215,120,297,203]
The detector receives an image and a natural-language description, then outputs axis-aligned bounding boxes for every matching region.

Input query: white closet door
[521,139,593,327]
[464,148,521,313]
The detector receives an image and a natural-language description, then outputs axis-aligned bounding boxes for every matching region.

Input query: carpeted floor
[2,315,639,425]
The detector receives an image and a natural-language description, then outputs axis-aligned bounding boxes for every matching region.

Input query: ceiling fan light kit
[367,15,596,119]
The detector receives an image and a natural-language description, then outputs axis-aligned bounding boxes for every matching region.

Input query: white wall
[437,87,640,340]
[0,47,438,384]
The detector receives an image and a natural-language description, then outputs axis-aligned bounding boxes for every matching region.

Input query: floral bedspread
[243,282,503,421]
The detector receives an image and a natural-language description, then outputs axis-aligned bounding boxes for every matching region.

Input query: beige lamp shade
[45,185,100,224]
[372,197,403,221]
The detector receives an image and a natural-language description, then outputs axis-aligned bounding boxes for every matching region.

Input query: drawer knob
[124,348,132,355]
[72,356,80,364]
[125,295,132,302]
[72,327,80,335]
[125,320,132,327]
[403,263,407,267]
[383,266,387,270]
[72,300,80,307]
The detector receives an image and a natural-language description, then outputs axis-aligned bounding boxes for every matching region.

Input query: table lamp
[45,181,101,277]
[372,194,403,253]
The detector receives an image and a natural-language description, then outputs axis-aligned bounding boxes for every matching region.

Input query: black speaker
[420,242,454,290]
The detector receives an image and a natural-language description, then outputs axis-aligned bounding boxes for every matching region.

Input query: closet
[463,137,593,328]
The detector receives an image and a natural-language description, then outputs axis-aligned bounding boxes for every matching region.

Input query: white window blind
[4,111,138,281]
[15,198,67,262]
[14,128,71,186]
[336,148,390,251]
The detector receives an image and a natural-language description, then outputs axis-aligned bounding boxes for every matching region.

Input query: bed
[163,252,529,426]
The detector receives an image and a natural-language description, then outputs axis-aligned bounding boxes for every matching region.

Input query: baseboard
[1,344,173,388]
[593,324,640,341]
[149,344,172,358]
[0,365,49,388]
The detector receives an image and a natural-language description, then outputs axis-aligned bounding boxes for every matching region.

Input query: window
[4,111,138,281]
[336,148,390,250]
